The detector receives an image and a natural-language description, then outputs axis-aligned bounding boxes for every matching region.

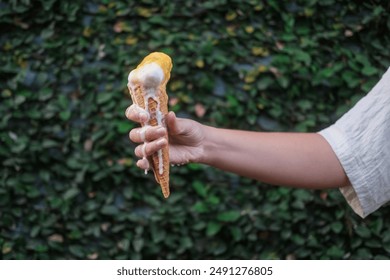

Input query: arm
[200,126,350,189]
[126,105,350,189]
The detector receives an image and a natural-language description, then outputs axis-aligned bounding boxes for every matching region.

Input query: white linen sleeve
[318,67,390,218]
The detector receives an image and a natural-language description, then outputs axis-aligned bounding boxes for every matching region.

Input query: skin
[125,104,350,189]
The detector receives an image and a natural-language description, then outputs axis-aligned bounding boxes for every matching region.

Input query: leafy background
[1,0,390,259]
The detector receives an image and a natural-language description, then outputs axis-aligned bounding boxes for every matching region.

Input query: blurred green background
[1,0,390,259]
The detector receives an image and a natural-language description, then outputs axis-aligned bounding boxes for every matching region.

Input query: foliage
[1,0,390,259]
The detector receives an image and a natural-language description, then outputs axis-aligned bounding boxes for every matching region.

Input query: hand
[125,104,205,171]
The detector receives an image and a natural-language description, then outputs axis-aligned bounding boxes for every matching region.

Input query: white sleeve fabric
[318,67,390,218]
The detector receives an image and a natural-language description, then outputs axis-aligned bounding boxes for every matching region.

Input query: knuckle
[146,142,158,156]
[153,139,164,152]
[145,128,156,142]
[145,143,153,156]
[146,126,164,142]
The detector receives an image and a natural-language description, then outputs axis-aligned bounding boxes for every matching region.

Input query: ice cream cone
[127,52,172,198]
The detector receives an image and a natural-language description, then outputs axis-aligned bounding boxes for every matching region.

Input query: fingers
[125,104,150,123]
[129,125,167,143]
[136,158,150,171]
[134,138,167,158]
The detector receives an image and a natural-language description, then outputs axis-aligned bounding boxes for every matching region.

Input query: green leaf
[326,245,344,258]
[217,210,241,222]
[97,92,112,104]
[149,15,165,25]
[192,221,206,231]
[63,188,79,200]
[370,218,383,235]
[42,139,58,148]
[295,50,311,65]
[257,76,274,90]
[277,76,289,88]
[133,238,144,252]
[59,111,71,121]
[101,205,119,215]
[123,187,133,199]
[42,0,56,11]
[297,100,312,111]
[35,245,48,253]
[291,234,305,246]
[292,189,313,202]
[382,230,390,243]
[331,221,343,233]
[39,88,53,101]
[179,237,193,249]
[206,222,222,237]
[355,226,372,239]
[230,227,242,241]
[362,79,377,92]
[14,95,26,106]
[27,187,40,198]
[342,71,360,88]
[69,245,84,258]
[192,201,209,213]
[206,195,220,205]
[362,66,378,76]
[116,121,133,133]
[192,180,207,197]
[30,225,40,238]
[365,239,382,248]
[41,27,54,39]
[66,158,81,169]
[151,225,166,243]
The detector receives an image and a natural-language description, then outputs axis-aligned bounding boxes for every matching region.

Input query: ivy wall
[1,0,390,259]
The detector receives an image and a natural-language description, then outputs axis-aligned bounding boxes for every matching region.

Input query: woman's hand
[125,104,205,171]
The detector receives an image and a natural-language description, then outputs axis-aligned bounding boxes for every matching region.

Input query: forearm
[199,126,350,189]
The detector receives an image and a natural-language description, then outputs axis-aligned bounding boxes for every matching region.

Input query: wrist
[197,124,217,165]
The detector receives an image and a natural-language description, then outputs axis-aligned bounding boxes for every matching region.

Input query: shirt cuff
[318,126,371,218]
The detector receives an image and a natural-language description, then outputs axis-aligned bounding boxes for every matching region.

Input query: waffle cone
[127,52,172,198]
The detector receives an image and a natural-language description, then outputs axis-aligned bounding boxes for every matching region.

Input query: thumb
[166,111,181,135]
